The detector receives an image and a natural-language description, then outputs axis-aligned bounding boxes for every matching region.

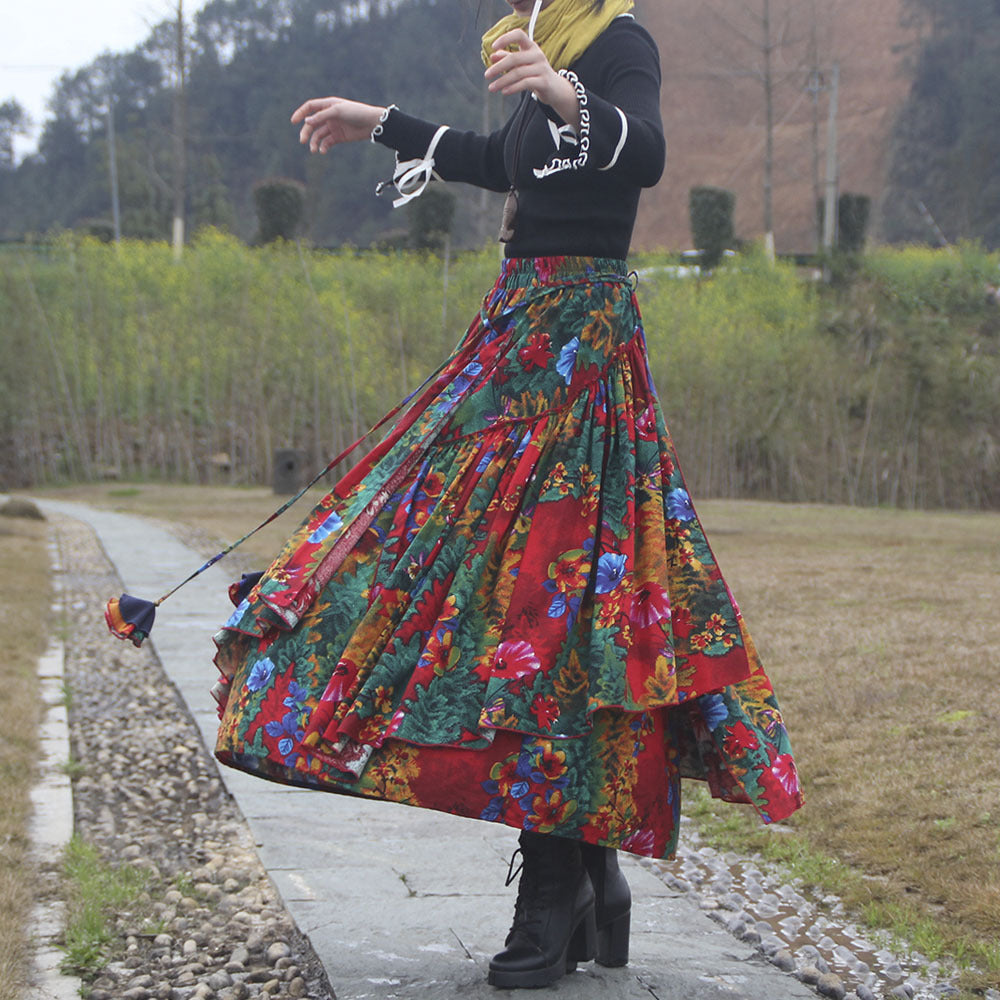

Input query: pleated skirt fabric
[213,256,803,859]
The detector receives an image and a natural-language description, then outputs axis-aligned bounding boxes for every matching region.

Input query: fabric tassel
[229,571,264,607]
[105,594,157,648]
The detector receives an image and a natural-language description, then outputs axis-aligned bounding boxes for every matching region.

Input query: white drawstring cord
[527,0,543,41]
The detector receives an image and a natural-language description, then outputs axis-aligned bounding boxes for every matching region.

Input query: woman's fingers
[307,120,337,153]
[485,27,554,96]
[488,65,544,96]
[290,97,334,123]
[291,99,385,151]
[491,27,532,53]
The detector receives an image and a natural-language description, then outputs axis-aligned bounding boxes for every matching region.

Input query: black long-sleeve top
[372,16,665,259]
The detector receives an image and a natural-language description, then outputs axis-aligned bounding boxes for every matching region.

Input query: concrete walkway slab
[35,497,818,1000]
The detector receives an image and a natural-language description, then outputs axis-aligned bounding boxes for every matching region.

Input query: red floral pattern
[213,257,803,858]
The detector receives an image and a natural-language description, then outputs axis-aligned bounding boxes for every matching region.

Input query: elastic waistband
[499,256,629,290]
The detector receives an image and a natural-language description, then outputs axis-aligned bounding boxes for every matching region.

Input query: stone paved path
[36,497,819,1000]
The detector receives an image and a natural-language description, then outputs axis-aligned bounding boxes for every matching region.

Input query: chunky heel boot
[580,843,631,967]
[488,831,596,989]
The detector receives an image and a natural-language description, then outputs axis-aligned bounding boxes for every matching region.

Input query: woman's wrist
[370,104,397,141]
[545,73,582,132]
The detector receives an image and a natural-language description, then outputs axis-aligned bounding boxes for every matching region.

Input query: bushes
[837,193,871,254]
[816,192,872,257]
[253,179,306,243]
[408,187,455,253]
[641,248,828,499]
[688,186,735,269]
[2,235,998,508]
[637,242,1000,507]
[0,231,497,488]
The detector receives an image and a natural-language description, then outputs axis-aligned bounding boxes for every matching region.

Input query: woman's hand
[290,97,387,153]
[485,29,581,131]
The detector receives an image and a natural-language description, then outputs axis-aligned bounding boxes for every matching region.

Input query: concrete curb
[25,529,83,1000]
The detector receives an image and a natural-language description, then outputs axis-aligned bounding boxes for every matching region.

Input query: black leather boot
[580,843,631,967]
[488,831,597,989]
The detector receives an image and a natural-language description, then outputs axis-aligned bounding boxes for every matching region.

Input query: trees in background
[1,0,508,247]
[0,100,29,169]
[882,0,1000,247]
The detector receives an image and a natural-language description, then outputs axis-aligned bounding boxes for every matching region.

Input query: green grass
[60,836,149,976]
[0,517,49,1000]
[684,784,862,899]
[58,757,86,780]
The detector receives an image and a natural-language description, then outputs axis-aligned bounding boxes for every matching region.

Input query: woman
[212,0,803,989]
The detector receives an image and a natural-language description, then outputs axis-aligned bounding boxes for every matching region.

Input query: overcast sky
[1,0,207,158]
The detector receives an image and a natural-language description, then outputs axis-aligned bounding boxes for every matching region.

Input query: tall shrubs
[2,236,998,508]
[408,187,456,253]
[638,242,1000,507]
[838,193,871,254]
[642,247,827,500]
[688,186,735,269]
[817,192,873,254]
[253,179,306,243]
[0,231,497,488]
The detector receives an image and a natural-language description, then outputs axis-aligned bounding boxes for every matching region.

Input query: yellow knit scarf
[481,0,635,73]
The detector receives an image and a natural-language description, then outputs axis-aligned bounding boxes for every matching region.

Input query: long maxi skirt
[213,256,803,860]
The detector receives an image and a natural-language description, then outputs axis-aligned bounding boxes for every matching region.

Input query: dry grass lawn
[31,484,1000,985]
[0,515,49,1000]
[695,500,1000,987]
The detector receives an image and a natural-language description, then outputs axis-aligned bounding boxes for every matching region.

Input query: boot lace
[504,846,563,940]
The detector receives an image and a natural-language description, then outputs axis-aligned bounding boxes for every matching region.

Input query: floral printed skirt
[213,256,803,859]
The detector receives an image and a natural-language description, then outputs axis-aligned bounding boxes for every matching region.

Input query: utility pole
[807,0,823,252]
[821,61,840,269]
[762,0,776,261]
[106,98,121,243]
[172,0,187,260]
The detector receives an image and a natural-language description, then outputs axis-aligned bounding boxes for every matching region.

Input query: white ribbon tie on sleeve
[384,124,449,208]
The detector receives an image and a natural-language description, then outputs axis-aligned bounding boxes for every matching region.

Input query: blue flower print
[480,796,504,821]
[556,337,580,384]
[308,511,343,544]
[475,448,496,474]
[548,593,567,618]
[511,780,531,800]
[666,488,695,522]
[246,657,275,692]
[224,597,251,629]
[595,552,627,594]
[283,681,308,710]
[264,710,305,762]
[452,360,484,395]
[699,694,729,731]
